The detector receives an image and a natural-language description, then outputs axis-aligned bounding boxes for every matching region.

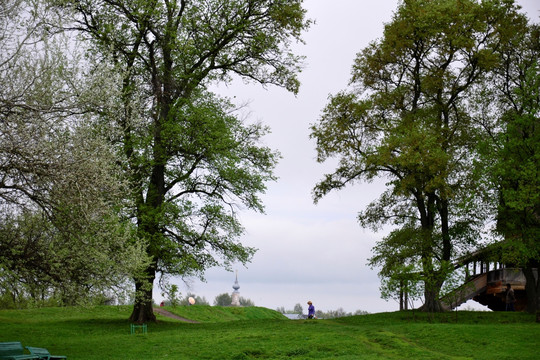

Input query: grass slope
[162,305,287,322]
[1,306,538,359]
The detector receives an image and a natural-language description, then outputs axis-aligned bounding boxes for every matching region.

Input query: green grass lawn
[1,306,538,359]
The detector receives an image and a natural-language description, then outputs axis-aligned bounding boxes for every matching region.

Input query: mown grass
[1,306,538,359]
[163,304,286,322]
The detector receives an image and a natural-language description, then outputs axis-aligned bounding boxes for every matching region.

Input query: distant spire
[233,270,240,291]
[231,270,240,306]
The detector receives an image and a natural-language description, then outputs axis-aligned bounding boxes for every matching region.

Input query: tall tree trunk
[128,120,165,323]
[423,287,443,312]
[418,195,444,312]
[439,199,451,262]
[129,264,157,323]
[523,266,539,316]
[422,272,444,312]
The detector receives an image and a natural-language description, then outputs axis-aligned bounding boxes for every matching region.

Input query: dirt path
[153,307,199,323]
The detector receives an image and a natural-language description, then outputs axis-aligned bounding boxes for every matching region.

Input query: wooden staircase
[441,273,487,310]
[441,268,530,311]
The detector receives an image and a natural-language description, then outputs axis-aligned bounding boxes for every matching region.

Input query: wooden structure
[398,242,536,311]
[441,243,534,311]
[441,268,529,311]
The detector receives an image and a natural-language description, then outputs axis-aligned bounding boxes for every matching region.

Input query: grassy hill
[1,305,538,359]
[160,304,287,322]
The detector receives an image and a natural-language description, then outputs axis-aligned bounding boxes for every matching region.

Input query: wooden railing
[440,273,487,310]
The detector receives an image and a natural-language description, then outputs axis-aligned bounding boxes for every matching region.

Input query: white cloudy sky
[156,0,540,314]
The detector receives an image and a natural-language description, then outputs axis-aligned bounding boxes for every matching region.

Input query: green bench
[0,342,38,360]
[25,347,66,360]
[130,323,147,334]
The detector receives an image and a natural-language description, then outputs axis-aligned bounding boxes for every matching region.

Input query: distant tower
[231,270,241,306]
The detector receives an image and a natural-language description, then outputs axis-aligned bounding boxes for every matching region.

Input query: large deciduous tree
[310,0,525,311]
[477,23,540,315]
[0,0,148,306]
[497,63,540,316]
[50,0,310,322]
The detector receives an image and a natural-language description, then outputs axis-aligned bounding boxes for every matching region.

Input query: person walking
[505,283,516,311]
[307,301,315,319]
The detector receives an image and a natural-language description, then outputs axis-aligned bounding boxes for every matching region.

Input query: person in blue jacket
[307,301,315,319]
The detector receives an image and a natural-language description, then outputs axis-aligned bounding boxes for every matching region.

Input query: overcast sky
[156,0,540,314]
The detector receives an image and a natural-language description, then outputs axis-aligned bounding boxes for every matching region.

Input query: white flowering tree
[0,0,148,306]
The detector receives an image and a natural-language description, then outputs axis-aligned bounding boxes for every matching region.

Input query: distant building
[231,271,240,306]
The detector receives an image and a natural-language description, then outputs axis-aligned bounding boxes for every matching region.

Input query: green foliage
[213,292,254,307]
[492,62,540,265]
[163,284,180,307]
[47,0,310,321]
[144,92,277,279]
[178,293,209,306]
[276,304,368,319]
[0,0,149,307]
[238,297,255,307]
[213,293,232,306]
[475,24,540,311]
[310,0,530,311]
[315,307,366,319]
[1,306,539,359]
